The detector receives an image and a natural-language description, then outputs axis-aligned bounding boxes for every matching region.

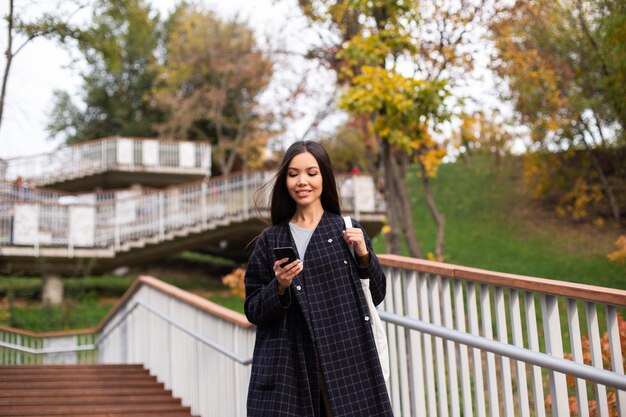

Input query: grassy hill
[372,153,625,290]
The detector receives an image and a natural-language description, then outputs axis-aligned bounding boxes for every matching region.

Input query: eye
[308,171,319,176]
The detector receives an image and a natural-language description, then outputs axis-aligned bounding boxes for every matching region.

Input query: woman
[244,141,393,417]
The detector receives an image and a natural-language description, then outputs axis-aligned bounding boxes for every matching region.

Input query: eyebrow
[288,166,319,170]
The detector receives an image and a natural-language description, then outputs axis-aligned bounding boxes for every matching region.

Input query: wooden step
[0,365,198,417]
[0,373,157,382]
[0,413,194,417]
[0,387,171,397]
[0,394,176,405]
[0,380,164,389]
[0,402,189,413]
[0,403,193,416]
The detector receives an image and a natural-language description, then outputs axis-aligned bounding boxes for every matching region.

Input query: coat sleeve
[244,230,292,326]
[352,218,387,306]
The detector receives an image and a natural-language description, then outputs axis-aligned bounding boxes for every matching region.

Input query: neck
[291,204,324,228]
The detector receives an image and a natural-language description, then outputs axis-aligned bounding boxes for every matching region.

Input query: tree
[490,0,625,225]
[298,0,490,258]
[1,0,79,137]
[47,0,161,143]
[453,110,515,174]
[150,5,274,175]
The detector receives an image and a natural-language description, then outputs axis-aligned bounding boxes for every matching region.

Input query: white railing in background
[2,261,626,416]
[0,171,384,256]
[0,328,97,365]
[0,137,211,185]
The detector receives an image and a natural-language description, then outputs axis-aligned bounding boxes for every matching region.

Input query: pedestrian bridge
[0,137,385,274]
[1,256,625,417]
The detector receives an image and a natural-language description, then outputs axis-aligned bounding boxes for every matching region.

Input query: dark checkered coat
[244,212,393,417]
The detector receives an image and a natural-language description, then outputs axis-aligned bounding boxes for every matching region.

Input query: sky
[0,0,333,160]
[0,0,507,161]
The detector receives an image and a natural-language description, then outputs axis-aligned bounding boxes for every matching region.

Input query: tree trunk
[580,118,621,224]
[42,274,64,306]
[419,161,446,259]
[0,0,15,134]
[381,139,401,254]
[381,139,422,257]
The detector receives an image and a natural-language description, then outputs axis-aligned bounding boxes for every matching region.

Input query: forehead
[288,152,319,169]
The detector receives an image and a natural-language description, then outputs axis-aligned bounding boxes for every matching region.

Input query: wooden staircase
[0,364,199,417]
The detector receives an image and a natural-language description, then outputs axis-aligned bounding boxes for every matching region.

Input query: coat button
[343,260,348,264]
[328,239,333,243]
[364,316,370,322]
[296,285,302,291]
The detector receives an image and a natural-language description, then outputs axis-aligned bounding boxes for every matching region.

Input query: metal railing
[0,171,385,256]
[2,258,625,416]
[0,137,212,185]
[379,254,626,417]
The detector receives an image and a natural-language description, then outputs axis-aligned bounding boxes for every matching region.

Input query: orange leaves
[222,267,246,300]
[608,235,626,265]
[561,315,626,417]
[557,178,604,221]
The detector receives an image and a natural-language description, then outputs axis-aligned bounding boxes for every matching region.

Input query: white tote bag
[343,216,390,382]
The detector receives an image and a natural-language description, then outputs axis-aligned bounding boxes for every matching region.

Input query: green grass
[0,267,231,331]
[373,153,625,289]
[208,293,245,314]
[3,302,113,332]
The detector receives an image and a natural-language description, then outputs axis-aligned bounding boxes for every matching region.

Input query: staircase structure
[0,364,198,417]
[0,137,385,275]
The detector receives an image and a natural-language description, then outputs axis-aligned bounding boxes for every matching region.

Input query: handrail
[379,310,626,390]
[1,137,212,185]
[0,340,96,355]
[95,275,253,333]
[96,299,252,365]
[0,170,384,258]
[2,262,625,416]
[379,254,626,306]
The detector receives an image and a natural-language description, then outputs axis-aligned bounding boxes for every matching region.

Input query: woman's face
[286,151,323,209]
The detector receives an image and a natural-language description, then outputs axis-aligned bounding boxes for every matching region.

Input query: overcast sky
[0,0,505,160]
[0,0,334,159]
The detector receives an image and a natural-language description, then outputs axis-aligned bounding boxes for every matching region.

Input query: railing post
[480,284,500,417]
[201,181,208,228]
[606,305,626,416]
[159,192,165,240]
[586,302,610,417]
[541,295,569,417]
[243,171,249,220]
[567,299,590,417]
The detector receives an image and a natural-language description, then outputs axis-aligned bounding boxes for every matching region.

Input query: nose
[297,174,308,185]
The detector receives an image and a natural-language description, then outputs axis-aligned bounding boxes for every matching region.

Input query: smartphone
[273,246,299,268]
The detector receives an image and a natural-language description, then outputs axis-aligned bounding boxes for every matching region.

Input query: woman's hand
[343,227,368,257]
[274,259,303,294]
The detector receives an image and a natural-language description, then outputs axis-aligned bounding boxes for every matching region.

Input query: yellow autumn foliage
[608,235,626,265]
[222,267,246,300]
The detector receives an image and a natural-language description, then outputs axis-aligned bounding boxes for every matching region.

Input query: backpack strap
[343,216,355,259]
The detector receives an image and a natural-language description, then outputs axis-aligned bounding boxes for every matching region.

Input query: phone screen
[273,247,298,267]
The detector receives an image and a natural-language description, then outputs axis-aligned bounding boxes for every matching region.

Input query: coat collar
[275,211,343,251]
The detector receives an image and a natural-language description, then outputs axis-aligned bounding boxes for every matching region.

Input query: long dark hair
[270,141,341,225]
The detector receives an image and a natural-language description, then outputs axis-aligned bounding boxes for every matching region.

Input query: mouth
[295,189,311,197]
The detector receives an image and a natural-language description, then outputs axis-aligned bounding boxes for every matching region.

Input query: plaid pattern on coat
[244,212,394,417]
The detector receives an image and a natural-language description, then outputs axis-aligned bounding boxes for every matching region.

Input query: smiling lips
[295,189,311,197]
